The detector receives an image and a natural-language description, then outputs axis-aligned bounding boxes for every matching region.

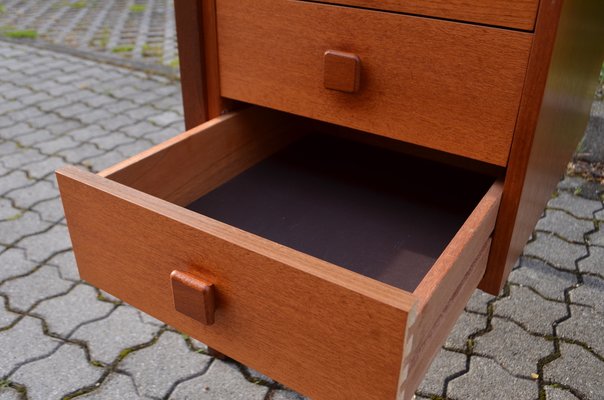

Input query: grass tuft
[129,4,146,13]
[111,44,134,53]
[3,29,37,39]
[67,1,87,8]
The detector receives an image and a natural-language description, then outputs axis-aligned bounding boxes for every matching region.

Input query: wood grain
[99,107,302,207]
[171,270,215,325]
[174,0,227,128]
[397,182,502,398]
[315,0,539,31]
[56,165,416,400]
[480,0,604,294]
[216,0,533,166]
[174,0,207,129]
[402,239,491,400]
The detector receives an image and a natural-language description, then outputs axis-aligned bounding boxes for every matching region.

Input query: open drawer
[56,107,502,400]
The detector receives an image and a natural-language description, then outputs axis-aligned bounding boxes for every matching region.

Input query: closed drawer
[57,108,502,400]
[311,0,540,30]
[216,0,533,167]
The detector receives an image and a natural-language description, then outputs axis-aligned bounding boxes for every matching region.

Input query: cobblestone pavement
[0,0,178,67]
[1,40,603,400]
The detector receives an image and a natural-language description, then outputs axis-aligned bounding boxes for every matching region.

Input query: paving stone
[474,318,552,377]
[444,311,486,350]
[570,275,604,314]
[31,284,114,337]
[0,149,46,170]
[447,356,536,400]
[121,331,212,398]
[578,245,604,276]
[16,130,55,148]
[0,387,21,400]
[0,170,31,195]
[149,111,181,127]
[27,113,63,130]
[124,106,158,121]
[548,192,602,219]
[417,348,466,396]
[270,390,308,400]
[586,223,604,247]
[97,115,135,132]
[557,305,604,357]
[121,121,162,138]
[72,306,159,364]
[89,132,135,151]
[18,223,71,263]
[20,157,65,180]
[0,198,21,221]
[524,233,587,271]
[6,180,56,209]
[493,285,568,335]
[536,209,594,242]
[0,316,60,377]
[67,125,107,143]
[75,108,114,126]
[545,386,581,400]
[543,343,604,400]
[9,107,44,122]
[0,265,72,311]
[0,297,18,329]
[31,196,64,223]
[168,359,268,400]
[116,140,153,159]
[509,257,577,301]
[11,343,104,400]
[45,120,82,136]
[81,151,126,173]
[242,365,275,386]
[47,250,79,281]
[465,289,495,314]
[135,309,164,327]
[0,248,37,282]
[58,143,105,164]
[0,141,19,156]
[34,135,79,155]
[0,212,51,245]
[79,373,142,400]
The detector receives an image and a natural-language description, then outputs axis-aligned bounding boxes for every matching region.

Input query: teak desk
[57,1,604,399]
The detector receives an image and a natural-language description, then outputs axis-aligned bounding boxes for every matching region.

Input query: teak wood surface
[216,0,533,167]
[57,107,500,400]
[314,0,539,31]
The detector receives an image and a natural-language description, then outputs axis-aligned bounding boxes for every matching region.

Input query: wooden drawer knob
[170,270,215,325]
[323,50,361,93]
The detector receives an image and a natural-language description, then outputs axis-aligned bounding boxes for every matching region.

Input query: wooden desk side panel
[481,0,604,294]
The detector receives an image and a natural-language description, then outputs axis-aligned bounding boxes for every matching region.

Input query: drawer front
[216,0,533,166]
[57,108,503,400]
[57,166,414,400]
[311,0,540,31]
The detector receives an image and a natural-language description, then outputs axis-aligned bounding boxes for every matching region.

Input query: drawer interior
[187,134,493,292]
